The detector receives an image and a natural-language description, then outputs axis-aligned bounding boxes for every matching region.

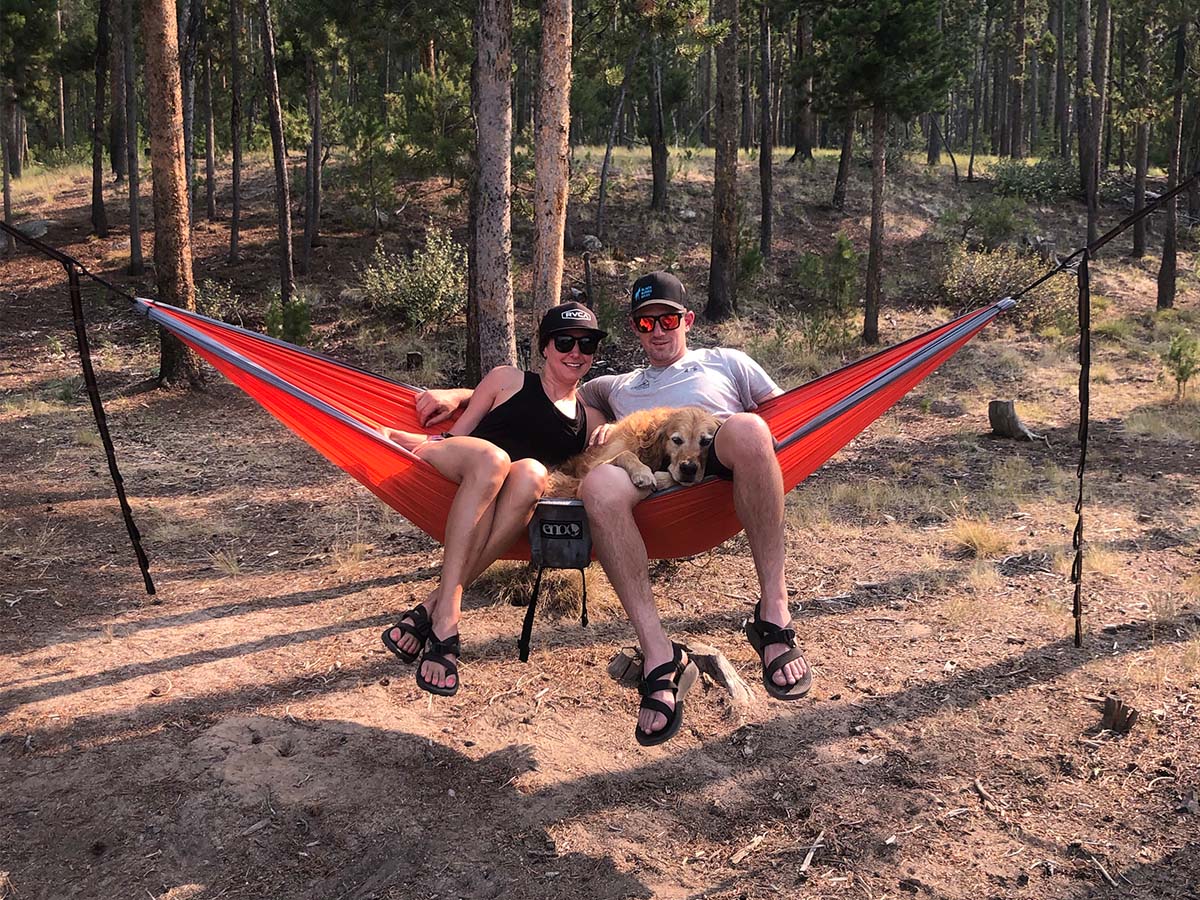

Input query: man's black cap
[630,271,687,314]
[538,301,607,348]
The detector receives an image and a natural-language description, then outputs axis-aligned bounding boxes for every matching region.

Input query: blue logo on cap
[635,286,652,300]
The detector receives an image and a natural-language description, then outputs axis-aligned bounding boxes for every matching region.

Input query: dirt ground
[2,151,1199,900]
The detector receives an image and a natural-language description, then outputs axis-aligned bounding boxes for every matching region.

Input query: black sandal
[381,603,432,664]
[416,631,461,697]
[635,642,699,747]
[745,602,812,700]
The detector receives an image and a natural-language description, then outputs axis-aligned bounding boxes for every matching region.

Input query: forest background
[1,0,1200,898]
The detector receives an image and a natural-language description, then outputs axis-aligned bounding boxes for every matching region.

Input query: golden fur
[547,406,721,498]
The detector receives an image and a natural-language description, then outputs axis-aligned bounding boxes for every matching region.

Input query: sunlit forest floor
[1,146,1198,899]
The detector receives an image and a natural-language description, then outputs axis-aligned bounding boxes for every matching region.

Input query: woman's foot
[381,600,434,663]
[416,628,461,697]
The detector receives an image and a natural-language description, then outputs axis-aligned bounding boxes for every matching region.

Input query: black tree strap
[1071,253,1091,649]
[67,264,155,595]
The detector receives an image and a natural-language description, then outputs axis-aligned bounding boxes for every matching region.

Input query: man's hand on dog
[588,422,616,447]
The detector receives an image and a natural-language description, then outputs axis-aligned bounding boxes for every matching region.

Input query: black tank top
[469,371,587,465]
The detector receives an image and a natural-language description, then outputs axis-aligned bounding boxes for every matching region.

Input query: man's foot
[381,602,433,663]
[635,642,698,747]
[745,602,811,700]
[416,629,461,697]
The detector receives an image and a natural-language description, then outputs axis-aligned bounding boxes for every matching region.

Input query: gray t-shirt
[579,348,781,421]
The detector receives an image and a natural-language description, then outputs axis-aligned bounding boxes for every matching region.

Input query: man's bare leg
[712,413,808,689]
[579,464,678,737]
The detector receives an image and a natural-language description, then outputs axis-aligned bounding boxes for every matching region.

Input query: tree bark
[1086,0,1110,247]
[258,0,294,306]
[141,0,202,387]
[1009,0,1025,158]
[740,27,753,151]
[57,3,66,148]
[759,0,772,258]
[1055,0,1068,158]
[532,0,572,340]
[706,0,739,322]
[863,103,887,345]
[790,12,813,162]
[1157,24,1186,311]
[124,0,143,275]
[1,93,12,257]
[203,45,216,222]
[301,50,322,276]
[468,0,517,382]
[109,4,128,182]
[179,0,202,223]
[832,109,855,209]
[648,41,669,212]
[230,0,243,262]
[968,7,991,182]
[1131,25,1149,259]
[596,41,640,241]
[91,0,110,237]
[1075,0,1092,196]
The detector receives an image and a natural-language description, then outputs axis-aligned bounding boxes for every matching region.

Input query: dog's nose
[679,461,699,481]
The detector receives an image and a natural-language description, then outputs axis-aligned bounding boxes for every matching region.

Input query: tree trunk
[91,0,110,237]
[258,0,294,307]
[468,0,517,382]
[832,109,855,209]
[301,51,322,277]
[863,104,886,346]
[1055,0,1068,158]
[968,7,991,182]
[648,42,669,212]
[1087,0,1110,247]
[141,0,202,387]
[57,3,66,148]
[1075,0,1092,195]
[123,0,143,275]
[596,41,640,241]
[179,0,202,223]
[1009,0,1026,158]
[1157,24,1186,311]
[109,6,128,182]
[1,93,12,257]
[706,0,739,322]
[758,0,772,258]
[230,0,243,262]
[203,45,217,222]
[532,0,572,339]
[740,29,753,151]
[1131,27,1149,259]
[790,12,813,163]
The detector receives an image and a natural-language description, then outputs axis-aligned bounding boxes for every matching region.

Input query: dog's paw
[629,466,656,490]
[652,471,676,491]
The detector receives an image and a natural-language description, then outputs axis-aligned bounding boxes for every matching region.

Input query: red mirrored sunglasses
[633,312,683,333]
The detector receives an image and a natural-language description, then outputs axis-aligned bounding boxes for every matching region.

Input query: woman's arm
[445,367,525,437]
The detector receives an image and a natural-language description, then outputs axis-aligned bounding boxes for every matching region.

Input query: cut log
[988,400,1046,443]
[607,642,754,706]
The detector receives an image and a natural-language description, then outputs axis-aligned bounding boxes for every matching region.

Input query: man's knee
[716,413,776,467]
[578,464,641,516]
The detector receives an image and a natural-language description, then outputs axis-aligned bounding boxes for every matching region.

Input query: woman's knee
[468,443,511,485]
[509,459,549,497]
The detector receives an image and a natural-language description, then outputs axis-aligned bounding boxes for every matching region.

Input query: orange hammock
[135,297,1012,559]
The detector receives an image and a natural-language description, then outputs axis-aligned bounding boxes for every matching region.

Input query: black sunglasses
[633,312,683,333]
[551,334,601,355]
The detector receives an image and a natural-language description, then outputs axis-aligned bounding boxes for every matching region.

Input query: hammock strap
[67,264,155,596]
[1071,252,1091,649]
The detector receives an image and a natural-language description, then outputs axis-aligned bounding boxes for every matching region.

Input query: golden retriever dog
[548,406,721,498]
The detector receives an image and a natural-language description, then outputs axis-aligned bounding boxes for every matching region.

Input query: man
[418,272,810,744]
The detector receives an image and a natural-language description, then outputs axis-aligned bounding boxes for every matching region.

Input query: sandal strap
[395,604,432,639]
[428,633,460,656]
[751,603,797,648]
[639,677,678,698]
[638,697,675,718]
[421,653,458,675]
[764,645,806,678]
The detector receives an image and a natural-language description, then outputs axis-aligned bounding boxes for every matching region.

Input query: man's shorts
[706,424,734,481]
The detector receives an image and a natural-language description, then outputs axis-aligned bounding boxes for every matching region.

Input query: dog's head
[658,407,721,485]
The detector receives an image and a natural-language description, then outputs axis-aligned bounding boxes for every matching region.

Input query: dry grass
[73,428,101,448]
[470,560,619,621]
[948,517,1011,558]
[1051,543,1123,578]
[1126,400,1200,442]
[206,548,242,577]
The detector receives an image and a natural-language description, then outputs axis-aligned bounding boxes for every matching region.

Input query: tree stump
[607,642,755,707]
[988,400,1046,443]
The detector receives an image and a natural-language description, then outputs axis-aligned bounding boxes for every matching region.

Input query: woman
[380,302,607,696]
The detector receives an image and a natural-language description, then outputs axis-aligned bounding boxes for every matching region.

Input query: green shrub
[989,157,1079,202]
[784,231,860,352]
[265,293,312,346]
[357,225,467,331]
[940,243,1075,335]
[1164,330,1199,399]
[195,279,238,320]
[34,144,92,168]
[943,196,1033,249]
